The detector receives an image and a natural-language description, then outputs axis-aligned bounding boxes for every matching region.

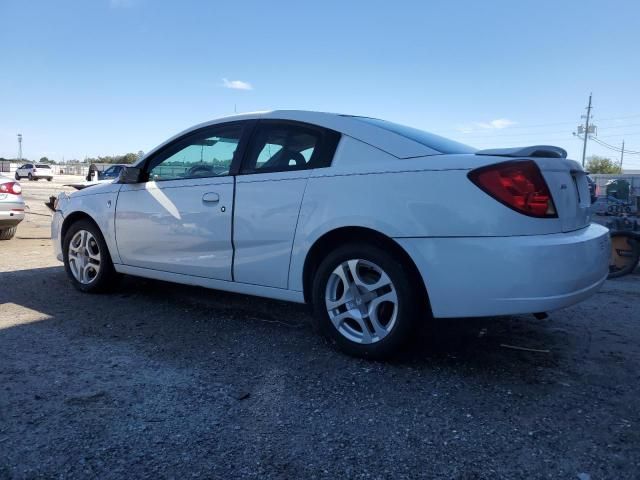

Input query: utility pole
[620,139,625,171]
[581,93,592,168]
[17,134,22,161]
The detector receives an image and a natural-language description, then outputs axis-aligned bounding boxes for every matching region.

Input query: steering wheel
[186,165,215,177]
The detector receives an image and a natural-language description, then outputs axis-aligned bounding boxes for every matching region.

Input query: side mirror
[118,166,143,184]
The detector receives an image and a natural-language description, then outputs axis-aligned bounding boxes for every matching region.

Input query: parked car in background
[15,163,54,181]
[0,174,25,240]
[85,164,127,182]
[100,164,127,181]
[51,110,611,358]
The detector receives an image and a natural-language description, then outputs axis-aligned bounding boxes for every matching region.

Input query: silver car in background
[0,175,25,240]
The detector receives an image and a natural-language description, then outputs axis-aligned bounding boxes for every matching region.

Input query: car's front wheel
[14,172,20,180]
[311,243,423,359]
[28,173,33,181]
[63,219,117,292]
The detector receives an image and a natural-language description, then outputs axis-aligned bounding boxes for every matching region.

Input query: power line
[595,113,640,122]
[590,137,640,155]
[595,131,640,139]
[593,137,640,153]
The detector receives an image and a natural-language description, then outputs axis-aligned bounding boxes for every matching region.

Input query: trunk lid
[475,146,592,232]
[538,157,592,232]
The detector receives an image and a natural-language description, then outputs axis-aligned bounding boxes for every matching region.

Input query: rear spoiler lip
[475,145,567,159]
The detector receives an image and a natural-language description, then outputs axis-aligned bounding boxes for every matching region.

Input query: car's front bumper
[395,223,610,318]
[52,210,64,261]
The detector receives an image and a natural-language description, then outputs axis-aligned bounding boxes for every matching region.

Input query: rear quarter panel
[287,138,566,291]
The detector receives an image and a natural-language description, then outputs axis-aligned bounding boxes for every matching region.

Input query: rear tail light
[0,182,22,195]
[468,160,557,218]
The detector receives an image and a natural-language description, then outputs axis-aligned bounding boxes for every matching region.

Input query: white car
[0,174,25,240]
[51,111,610,358]
[15,163,54,181]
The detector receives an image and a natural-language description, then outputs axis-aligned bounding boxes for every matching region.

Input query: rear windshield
[352,117,476,155]
[36,164,51,169]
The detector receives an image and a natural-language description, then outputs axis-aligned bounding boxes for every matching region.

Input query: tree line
[0,151,144,165]
[585,155,623,174]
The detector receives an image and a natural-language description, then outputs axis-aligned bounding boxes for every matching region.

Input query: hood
[70,180,121,197]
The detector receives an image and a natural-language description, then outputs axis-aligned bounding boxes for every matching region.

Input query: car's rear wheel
[63,219,117,292]
[0,226,17,240]
[47,177,52,182]
[311,243,422,359]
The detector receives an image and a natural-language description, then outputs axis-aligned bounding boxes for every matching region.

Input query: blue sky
[1,0,640,167]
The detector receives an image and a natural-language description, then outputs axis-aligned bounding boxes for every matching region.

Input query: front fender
[58,189,121,264]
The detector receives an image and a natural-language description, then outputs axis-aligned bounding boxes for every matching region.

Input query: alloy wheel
[325,259,398,344]
[68,230,101,284]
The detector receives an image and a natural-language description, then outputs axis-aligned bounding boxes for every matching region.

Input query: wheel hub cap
[325,259,398,345]
[68,230,101,284]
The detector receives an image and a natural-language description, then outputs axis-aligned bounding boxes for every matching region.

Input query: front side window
[149,124,243,181]
[242,122,339,174]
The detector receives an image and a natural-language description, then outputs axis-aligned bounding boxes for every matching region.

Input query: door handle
[202,192,220,203]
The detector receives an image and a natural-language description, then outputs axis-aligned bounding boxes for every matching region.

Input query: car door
[115,122,250,280]
[233,120,340,288]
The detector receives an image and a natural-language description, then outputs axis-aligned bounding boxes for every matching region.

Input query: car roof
[141,110,441,162]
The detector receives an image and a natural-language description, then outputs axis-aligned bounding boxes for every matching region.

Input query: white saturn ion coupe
[52,111,610,358]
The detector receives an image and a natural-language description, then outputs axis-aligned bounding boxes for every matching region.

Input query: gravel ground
[1,177,639,479]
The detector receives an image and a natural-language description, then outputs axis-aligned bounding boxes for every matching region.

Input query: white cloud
[456,118,516,133]
[476,118,516,130]
[221,78,253,91]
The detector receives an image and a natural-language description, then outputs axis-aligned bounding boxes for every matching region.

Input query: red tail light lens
[0,182,22,195]
[468,160,557,218]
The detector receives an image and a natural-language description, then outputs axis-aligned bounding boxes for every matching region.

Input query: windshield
[352,117,476,155]
[36,164,51,169]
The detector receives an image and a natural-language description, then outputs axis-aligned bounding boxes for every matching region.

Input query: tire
[62,219,118,293]
[608,231,640,278]
[14,172,20,180]
[47,177,52,182]
[311,243,424,359]
[28,173,33,181]
[0,226,17,240]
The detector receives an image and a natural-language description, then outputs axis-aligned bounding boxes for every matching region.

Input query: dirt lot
[1,177,639,479]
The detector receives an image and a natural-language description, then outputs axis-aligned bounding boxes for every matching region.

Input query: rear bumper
[0,208,25,228]
[395,223,610,318]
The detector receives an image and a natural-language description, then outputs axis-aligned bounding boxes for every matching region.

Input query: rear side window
[351,117,476,154]
[241,121,340,174]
